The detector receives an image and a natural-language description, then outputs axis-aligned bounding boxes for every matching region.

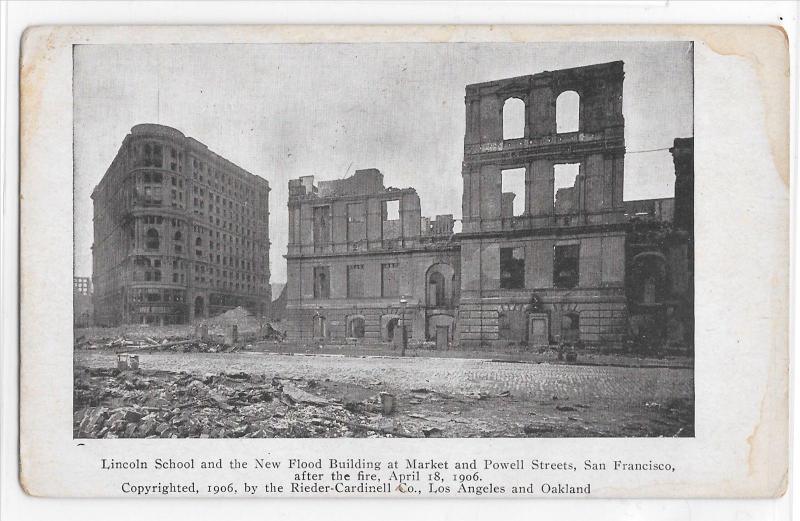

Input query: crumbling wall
[285,169,459,344]
[457,62,629,348]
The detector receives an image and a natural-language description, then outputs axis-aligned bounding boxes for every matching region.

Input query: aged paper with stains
[19,25,788,498]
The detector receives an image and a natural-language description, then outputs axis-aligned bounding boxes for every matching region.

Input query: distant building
[73,276,93,327]
[91,124,271,326]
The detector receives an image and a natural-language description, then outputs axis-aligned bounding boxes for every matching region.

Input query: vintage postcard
[18,25,788,498]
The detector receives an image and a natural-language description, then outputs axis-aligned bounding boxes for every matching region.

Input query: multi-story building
[91,124,270,326]
[457,61,628,347]
[279,61,693,349]
[284,169,459,347]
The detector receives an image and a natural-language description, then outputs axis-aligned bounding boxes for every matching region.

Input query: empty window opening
[556,90,580,133]
[384,200,400,221]
[382,200,401,240]
[500,247,525,289]
[502,97,526,140]
[554,244,580,289]
[313,266,330,299]
[501,168,526,217]
[347,265,365,298]
[554,163,580,215]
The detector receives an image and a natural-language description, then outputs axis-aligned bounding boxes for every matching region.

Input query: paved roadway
[75,351,692,407]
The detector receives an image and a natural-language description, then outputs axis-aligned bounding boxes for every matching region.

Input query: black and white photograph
[11,13,792,507]
[71,41,695,439]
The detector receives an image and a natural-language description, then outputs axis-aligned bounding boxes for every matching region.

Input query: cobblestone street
[75,351,693,437]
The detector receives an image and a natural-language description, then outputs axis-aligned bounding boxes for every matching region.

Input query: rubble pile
[73,367,405,438]
[206,307,260,333]
[74,336,244,353]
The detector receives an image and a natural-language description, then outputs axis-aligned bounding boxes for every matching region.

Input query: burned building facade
[285,62,692,349]
[92,124,271,326]
[284,169,459,347]
[457,62,627,347]
[625,138,694,347]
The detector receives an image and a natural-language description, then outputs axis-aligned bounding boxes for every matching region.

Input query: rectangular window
[554,163,580,216]
[382,200,401,240]
[313,205,332,248]
[381,263,399,297]
[313,266,330,299]
[553,244,580,289]
[347,202,366,248]
[500,247,525,289]
[347,265,365,298]
[501,168,526,217]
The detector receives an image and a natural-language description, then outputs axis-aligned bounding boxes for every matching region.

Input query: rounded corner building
[91,124,271,326]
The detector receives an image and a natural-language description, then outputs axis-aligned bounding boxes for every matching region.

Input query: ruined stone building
[92,124,271,326]
[284,169,459,347]
[457,62,628,347]
[283,61,693,349]
[625,138,694,347]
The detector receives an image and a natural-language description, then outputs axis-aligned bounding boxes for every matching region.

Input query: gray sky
[74,41,693,283]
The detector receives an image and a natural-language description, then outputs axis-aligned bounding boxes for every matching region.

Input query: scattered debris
[422,427,443,437]
[379,392,396,415]
[555,405,577,412]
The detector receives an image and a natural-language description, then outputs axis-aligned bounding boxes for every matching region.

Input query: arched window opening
[554,163,580,215]
[145,228,160,251]
[428,271,447,307]
[556,91,580,133]
[174,231,182,241]
[502,97,526,140]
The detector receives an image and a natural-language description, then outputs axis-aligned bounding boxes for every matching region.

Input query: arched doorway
[194,296,204,319]
[313,314,327,338]
[347,315,365,339]
[630,251,669,305]
[561,312,580,343]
